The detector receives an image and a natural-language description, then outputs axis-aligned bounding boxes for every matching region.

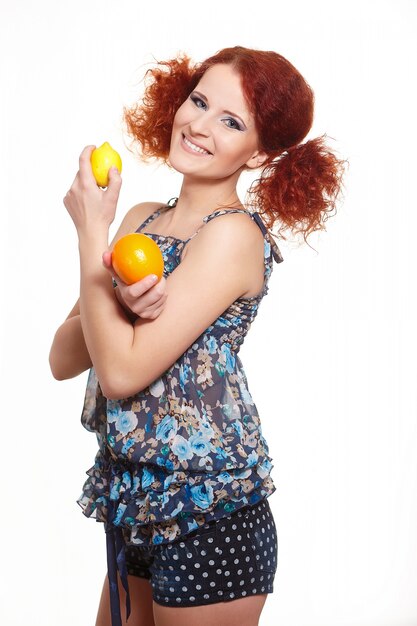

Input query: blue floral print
[77,202,284,546]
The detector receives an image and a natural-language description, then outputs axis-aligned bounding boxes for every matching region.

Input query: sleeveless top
[77,199,284,547]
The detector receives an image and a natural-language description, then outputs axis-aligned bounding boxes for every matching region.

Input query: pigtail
[123,54,196,163]
[248,135,347,244]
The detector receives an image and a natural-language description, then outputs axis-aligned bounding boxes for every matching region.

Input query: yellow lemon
[91,142,122,187]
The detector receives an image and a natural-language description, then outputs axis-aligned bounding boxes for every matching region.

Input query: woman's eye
[190,96,206,109]
[223,118,242,131]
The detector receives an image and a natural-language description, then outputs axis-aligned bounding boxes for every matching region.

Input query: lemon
[91,142,122,187]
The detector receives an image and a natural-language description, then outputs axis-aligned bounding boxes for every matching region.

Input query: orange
[111,233,164,285]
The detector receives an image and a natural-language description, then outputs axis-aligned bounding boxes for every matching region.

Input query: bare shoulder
[110,201,166,246]
[183,210,265,297]
[120,201,166,234]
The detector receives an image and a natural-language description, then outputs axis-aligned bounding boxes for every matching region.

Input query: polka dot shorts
[123,498,278,606]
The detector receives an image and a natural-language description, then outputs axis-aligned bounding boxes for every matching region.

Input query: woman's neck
[171,174,244,224]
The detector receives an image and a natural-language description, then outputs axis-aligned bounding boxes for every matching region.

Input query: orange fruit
[111,233,164,285]
[91,142,122,187]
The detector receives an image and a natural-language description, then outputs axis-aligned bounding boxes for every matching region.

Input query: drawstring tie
[105,484,131,625]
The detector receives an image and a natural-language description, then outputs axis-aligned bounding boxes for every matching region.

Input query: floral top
[77,199,284,547]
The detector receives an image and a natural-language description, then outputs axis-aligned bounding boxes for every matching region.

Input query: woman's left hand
[63,145,122,235]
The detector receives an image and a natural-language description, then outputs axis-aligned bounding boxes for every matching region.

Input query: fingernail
[150,274,158,283]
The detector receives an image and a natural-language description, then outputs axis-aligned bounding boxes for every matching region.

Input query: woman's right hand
[102,251,168,320]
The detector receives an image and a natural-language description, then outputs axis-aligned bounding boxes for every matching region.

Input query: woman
[50,46,344,626]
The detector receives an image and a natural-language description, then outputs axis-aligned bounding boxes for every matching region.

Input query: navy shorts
[123,498,278,606]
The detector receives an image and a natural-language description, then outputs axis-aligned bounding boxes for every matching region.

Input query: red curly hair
[123,46,346,243]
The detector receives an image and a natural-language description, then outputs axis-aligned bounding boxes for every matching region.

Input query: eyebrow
[192,90,248,129]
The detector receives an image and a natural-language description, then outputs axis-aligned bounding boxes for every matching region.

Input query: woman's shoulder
[124,201,166,229]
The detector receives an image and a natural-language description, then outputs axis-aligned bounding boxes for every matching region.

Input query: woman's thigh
[153,593,268,626]
[95,573,155,626]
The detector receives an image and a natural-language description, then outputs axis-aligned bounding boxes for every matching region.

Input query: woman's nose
[188,113,211,137]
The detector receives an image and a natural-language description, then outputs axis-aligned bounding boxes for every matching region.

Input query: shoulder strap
[186,208,284,263]
[185,208,253,242]
[136,199,176,233]
[252,212,284,264]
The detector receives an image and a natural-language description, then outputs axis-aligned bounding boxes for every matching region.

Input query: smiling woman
[50,45,345,626]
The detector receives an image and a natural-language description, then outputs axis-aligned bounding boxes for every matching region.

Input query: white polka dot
[180,565,187,570]
[224,571,230,577]
[234,558,239,564]
[216,568,222,574]
[252,588,257,593]
[169,587,175,592]
[242,546,246,552]
[200,550,207,556]
[190,596,195,601]
[230,592,235,598]
[207,537,214,543]
[193,540,200,546]
[194,563,201,568]
[187,552,193,558]
[225,537,231,543]
[232,524,237,530]
[204,594,210,599]
[220,526,226,532]
[173,554,178,560]
[202,572,209,578]
[237,534,242,540]
[175,576,180,582]
[250,577,255,583]
[237,569,242,575]
[209,559,215,565]
[179,542,186,547]
[217,590,223,596]
[196,584,202,590]
[176,598,181,603]
[182,586,188,592]
[230,548,235,554]
[242,591,247,596]
[246,556,250,562]
[221,560,227,566]
[188,574,194,580]
[164,597,169,602]
[248,567,253,573]
[227,581,233,587]
[210,581,216,587]
[240,580,245,586]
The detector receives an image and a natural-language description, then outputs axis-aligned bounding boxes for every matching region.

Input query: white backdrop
[1,1,416,625]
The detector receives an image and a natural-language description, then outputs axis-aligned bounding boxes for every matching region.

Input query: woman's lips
[181,133,212,156]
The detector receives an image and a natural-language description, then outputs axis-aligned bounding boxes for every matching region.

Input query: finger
[78,145,97,186]
[101,251,127,287]
[128,274,160,298]
[102,250,113,269]
[106,166,122,201]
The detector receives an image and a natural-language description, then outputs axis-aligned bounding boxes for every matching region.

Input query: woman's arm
[62,146,264,399]
[49,300,92,380]
[49,194,167,380]
[78,212,263,399]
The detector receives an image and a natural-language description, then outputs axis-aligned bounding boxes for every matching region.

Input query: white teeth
[183,135,210,155]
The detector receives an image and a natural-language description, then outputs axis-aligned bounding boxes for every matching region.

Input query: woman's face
[168,63,265,180]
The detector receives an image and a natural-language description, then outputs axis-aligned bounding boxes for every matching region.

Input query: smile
[182,134,212,156]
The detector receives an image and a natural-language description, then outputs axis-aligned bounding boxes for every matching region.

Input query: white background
[1,1,416,624]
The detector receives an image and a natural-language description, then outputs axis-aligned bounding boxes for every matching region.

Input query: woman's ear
[246,150,268,169]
